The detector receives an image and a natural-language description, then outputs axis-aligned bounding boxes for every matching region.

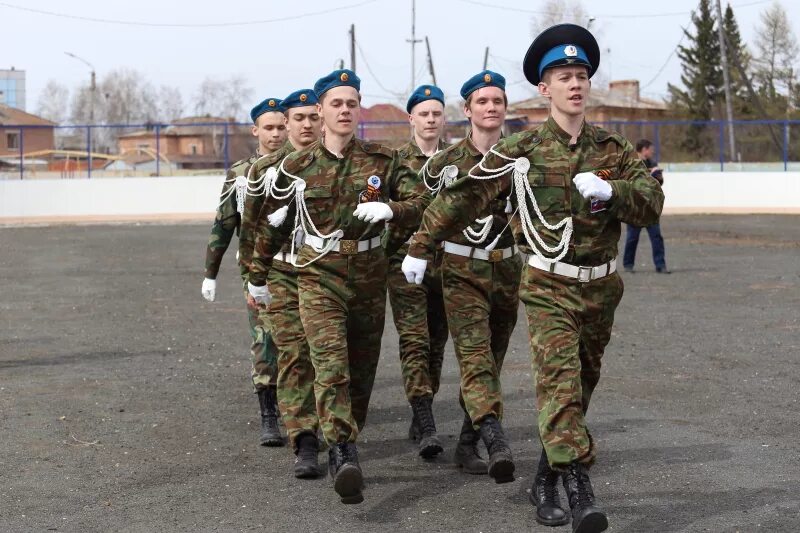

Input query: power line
[0,0,382,28]
[355,40,406,99]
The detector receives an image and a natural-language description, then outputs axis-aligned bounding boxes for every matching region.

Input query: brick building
[0,104,55,159]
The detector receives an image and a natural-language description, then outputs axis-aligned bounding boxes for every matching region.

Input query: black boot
[293,433,322,479]
[328,443,364,504]
[562,462,608,533]
[408,413,421,441]
[409,396,443,459]
[530,448,569,526]
[453,414,488,475]
[478,416,514,483]
[257,386,284,447]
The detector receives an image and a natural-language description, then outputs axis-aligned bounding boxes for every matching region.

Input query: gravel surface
[1,215,798,533]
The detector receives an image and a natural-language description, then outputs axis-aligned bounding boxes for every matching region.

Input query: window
[190,144,198,155]
[137,143,150,150]
[7,132,19,150]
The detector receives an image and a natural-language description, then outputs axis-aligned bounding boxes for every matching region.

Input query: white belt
[443,241,518,263]
[527,255,617,283]
[274,251,297,263]
[304,234,381,255]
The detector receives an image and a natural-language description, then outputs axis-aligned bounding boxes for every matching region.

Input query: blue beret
[282,89,319,109]
[313,69,361,98]
[523,23,600,85]
[460,70,506,99]
[406,84,445,113]
[250,98,285,122]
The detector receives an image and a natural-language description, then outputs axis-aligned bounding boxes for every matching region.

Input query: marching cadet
[247,70,430,504]
[411,71,521,483]
[201,97,287,447]
[384,84,450,460]
[402,24,664,532]
[239,88,324,478]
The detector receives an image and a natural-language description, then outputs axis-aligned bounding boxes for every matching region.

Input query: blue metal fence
[2,119,800,179]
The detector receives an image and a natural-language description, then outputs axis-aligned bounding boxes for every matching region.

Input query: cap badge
[564,45,578,57]
[268,99,276,107]
[483,73,492,83]
[299,93,308,102]
[340,72,349,82]
[424,88,431,96]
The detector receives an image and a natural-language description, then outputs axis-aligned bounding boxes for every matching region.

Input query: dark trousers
[623,223,666,271]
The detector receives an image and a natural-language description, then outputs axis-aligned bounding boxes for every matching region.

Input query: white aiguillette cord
[467,145,573,264]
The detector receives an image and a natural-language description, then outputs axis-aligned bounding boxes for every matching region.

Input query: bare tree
[101,68,159,125]
[192,75,254,121]
[157,85,184,122]
[35,80,70,124]
[752,1,798,100]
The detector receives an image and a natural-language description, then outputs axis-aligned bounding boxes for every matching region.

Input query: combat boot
[293,433,322,479]
[453,414,487,475]
[562,462,608,533]
[408,413,421,441]
[530,448,569,526]
[478,416,515,483]
[328,442,364,504]
[257,386,284,447]
[409,396,443,459]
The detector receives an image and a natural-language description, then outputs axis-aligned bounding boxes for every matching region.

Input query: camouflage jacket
[423,135,516,250]
[249,136,432,286]
[409,116,664,266]
[238,142,295,280]
[203,153,258,279]
[382,137,449,256]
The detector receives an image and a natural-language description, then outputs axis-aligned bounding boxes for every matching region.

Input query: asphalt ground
[1,215,798,533]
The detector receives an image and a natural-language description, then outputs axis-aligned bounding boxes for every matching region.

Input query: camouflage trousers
[520,267,624,469]
[243,285,278,391]
[267,262,318,450]
[442,252,522,427]
[387,244,448,402]
[297,245,388,446]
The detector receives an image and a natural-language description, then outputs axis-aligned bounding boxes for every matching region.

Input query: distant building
[0,68,26,110]
[0,103,55,158]
[360,103,409,146]
[509,80,668,124]
[116,116,254,171]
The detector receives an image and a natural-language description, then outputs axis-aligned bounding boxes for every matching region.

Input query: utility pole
[349,24,356,72]
[715,0,736,161]
[406,0,422,89]
[483,47,489,70]
[65,52,96,175]
[425,36,437,86]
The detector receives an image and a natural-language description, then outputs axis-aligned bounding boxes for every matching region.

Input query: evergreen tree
[722,3,753,117]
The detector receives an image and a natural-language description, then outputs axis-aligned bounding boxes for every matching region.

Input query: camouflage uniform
[409,116,664,468]
[240,143,321,449]
[422,136,522,428]
[385,139,450,402]
[205,154,278,391]
[249,137,430,446]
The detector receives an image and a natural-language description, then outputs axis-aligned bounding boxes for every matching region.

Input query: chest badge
[359,175,382,203]
[589,168,613,213]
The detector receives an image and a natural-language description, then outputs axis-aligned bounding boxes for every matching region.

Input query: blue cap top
[523,24,600,85]
[538,44,592,80]
[460,70,506,99]
[250,98,285,123]
[282,89,319,109]
[406,84,445,113]
[313,69,361,98]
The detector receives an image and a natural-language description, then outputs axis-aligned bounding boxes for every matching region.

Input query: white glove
[573,172,613,201]
[247,282,271,306]
[201,278,217,302]
[401,255,428,284]
[353,202,394,223]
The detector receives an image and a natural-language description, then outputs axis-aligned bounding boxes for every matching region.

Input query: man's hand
[401,255,427,284]
[247,282,271,306]
[201,278,217,302]
[573,172,612,201]
[353,202,394,223]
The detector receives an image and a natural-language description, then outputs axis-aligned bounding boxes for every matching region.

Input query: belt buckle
[577,266,592,283]
[339,239,357,255]
[488,249,504,262]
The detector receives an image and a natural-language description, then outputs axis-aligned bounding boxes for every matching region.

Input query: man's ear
[538,82,550,98]
[251,124,259,137]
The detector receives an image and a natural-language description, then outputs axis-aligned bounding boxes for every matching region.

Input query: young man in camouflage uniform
[201,97,286,447]
[239,88,325,478]
[412,71,522,483]
[248,69,431,504]
[403,25,664,533]
[384,84,450,460]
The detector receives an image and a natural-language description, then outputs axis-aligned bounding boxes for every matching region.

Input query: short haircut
[464,91,508,109]
[636,139,653,152]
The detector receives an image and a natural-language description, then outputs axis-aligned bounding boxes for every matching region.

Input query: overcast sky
[4,0,799,118]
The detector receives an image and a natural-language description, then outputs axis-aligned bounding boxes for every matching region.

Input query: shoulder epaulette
[359,140,394,158]
[427,142,465,174]
[282,146,316,174]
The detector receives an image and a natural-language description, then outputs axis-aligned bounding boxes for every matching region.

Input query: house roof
[361,103,407,122]
[510,84,667,112]
[0,104,57,127]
